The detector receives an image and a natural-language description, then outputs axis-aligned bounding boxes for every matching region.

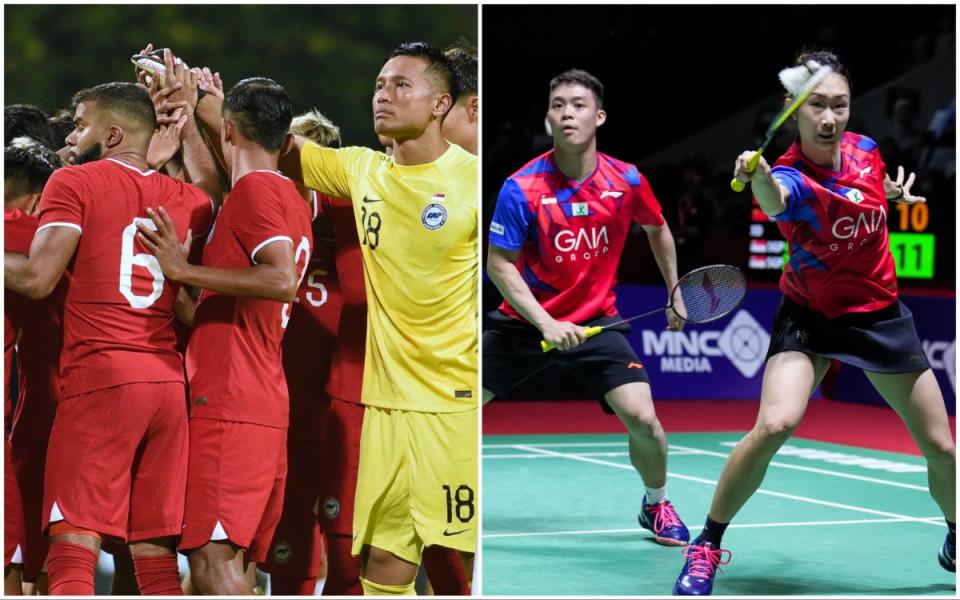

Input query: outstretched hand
[198,67,224,100]
[887,165,926,204]
[136,206,193,281]
[164,48,200,113]
[147,108,188,169]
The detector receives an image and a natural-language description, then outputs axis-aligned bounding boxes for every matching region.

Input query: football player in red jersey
[4,139,64,596]
[674,50,955,596]
[4,82,214,596]
[484,69,691,549]
[259,110,344,596]
[137,75,314,596]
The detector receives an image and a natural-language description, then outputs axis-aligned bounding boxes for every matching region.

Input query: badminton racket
[541,264,747,352]
[730,62,834,192]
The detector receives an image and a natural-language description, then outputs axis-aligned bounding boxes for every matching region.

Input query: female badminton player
[672,49,956,596]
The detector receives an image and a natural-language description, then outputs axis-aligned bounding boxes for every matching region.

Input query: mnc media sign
[615,285,784,400]
[615,285,955,414]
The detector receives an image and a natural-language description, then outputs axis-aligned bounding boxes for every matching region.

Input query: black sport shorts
[483,311,651,414]
[766,296,931,373]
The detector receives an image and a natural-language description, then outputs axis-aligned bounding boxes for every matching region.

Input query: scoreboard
[747,198,944,284]
[888,203,935,279]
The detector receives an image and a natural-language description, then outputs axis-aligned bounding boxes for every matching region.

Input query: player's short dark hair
[444,42,477,99]
[5,137,61,198]
[222,77,293,152]
[388,42,460,104]
[549,69,604,109]
[47,108,76,149]
[71,82,156,132]
[796,48,852,93]
[4,104,56,148]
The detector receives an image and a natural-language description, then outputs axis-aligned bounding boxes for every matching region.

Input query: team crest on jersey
[422,203,447,230]
[273,540,292,564]
[323,496,341,519]
[845,189,865,204]
[572,202,590,216]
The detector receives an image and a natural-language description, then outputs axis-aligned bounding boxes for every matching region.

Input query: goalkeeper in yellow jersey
[280,41,478,595]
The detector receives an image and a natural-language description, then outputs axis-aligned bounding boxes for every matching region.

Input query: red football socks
[132,554,183,595]
[47,541,97,595]
[323,534,362,595]
[269,574,318,595]
[422,545,470,595]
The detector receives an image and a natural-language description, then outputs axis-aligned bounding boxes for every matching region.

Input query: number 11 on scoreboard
[888,232,935,279]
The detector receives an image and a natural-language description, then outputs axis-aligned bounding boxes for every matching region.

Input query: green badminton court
[481,432,956,596]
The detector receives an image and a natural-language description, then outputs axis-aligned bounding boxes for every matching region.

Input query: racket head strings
[671,265,747,324]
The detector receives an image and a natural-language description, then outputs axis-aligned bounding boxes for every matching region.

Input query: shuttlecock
[778,60,823,97]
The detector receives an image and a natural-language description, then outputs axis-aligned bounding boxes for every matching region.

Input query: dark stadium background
[483,4,955,292]
[482,4,956,402]
[5,4,477,149]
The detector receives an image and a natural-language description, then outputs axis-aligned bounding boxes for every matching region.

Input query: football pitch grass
[481,432,957,596]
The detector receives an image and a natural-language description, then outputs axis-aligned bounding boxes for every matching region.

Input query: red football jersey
[489,150,666,324]
[320,195,366,405]
[281,192,342,424]
[4,209,64,444]
[36,159,213,399]
[186,170,314,428]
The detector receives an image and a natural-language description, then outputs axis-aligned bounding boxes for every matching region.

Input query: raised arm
[733,151,789,217]
[163,49,223,206]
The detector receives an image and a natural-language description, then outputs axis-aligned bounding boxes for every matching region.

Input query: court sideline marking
[508,444,941,526]
[484,515,944,539]
[485,441,929,491]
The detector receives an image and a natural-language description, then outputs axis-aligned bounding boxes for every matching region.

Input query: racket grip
[540,326,603,353]
[730,150,763,192]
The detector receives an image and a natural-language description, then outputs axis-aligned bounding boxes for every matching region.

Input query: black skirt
[765,296,931,373]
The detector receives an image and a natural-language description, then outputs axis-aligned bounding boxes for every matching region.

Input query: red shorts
[5,439,24,568]
[179,418,287,564]
[42,381,188,541]
[318,396,364,537]
[10,439,47,581]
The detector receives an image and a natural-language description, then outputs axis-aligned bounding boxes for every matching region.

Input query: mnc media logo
[641,310,770,378]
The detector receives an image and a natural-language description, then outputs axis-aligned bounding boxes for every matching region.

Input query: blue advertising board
[618,284,784,399]
[616,284,956,414]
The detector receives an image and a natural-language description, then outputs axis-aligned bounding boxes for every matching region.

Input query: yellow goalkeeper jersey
[301,141,478,412]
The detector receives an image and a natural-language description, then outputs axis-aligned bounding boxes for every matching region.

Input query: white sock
[645,484,668,504]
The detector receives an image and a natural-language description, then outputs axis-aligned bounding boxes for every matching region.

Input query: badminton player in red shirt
[673,50,956,596]
[485,69,690,547]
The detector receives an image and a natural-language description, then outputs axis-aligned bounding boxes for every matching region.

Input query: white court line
[485,449,700,459]
[512,445,942,527]
[484,442,625,449]
[490,441,929,492]
[484,516,945,539]
[667,443,929,492]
